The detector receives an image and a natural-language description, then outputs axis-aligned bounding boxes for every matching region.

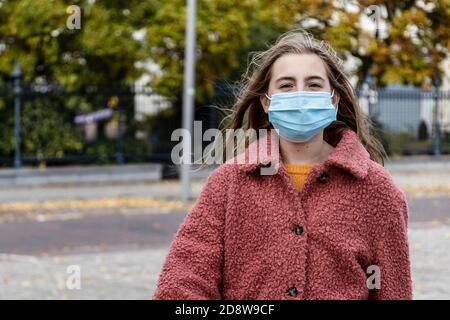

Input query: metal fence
[0,78,224,168]
[0,83,164,167]
[357,87,450,155]
[1,79,450,168]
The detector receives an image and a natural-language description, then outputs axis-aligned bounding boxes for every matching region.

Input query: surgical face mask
[265,90,338,143]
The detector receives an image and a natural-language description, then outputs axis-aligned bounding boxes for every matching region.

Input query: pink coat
[153,129,412,300]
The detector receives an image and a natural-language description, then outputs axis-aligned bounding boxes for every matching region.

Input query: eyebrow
[275,75,326,83]
[305,75,326,82]
[275,76,295,83]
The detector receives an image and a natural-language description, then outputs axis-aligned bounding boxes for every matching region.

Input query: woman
[153,30,412,300]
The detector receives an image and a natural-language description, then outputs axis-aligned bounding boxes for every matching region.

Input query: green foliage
[0,0,152,162]
[144,0,450,98]
[0,0,148,85]
[1,0,449,98]
[144,0,256,102]
[20,97,83,159]
[0,96,14,159]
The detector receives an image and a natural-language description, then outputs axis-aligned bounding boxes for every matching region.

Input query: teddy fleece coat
[153,129,413,300]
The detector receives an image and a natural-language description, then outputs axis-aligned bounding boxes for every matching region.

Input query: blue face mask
[266,90,337,142]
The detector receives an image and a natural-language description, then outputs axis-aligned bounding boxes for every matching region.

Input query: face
[260,53,339,112]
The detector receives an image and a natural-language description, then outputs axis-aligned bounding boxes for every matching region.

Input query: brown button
[293,225,304,236]
[318,171,329,183]
[287,286,298,297]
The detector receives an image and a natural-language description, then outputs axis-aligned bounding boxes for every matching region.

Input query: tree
[255,0,450,88]
[0,0,150,86]
[144,0,256,102]
[144,0,449,100]
[0,0,153,162]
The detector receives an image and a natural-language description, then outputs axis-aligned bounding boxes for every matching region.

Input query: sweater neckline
[284,163,313,174]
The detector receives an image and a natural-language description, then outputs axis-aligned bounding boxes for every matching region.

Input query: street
[0,197,449,255]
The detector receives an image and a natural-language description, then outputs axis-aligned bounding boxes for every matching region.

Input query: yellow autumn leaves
[0,197,191,212]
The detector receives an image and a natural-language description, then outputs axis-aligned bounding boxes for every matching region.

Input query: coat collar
[233,129,371,179]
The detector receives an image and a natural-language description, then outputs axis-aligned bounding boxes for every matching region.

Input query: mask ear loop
[265,93,272,101]
[330,89,339,117]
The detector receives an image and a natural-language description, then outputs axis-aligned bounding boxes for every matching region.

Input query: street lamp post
[12,61,22,169]
[180,0,197,201]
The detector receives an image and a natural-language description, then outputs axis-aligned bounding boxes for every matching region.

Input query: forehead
[271,53,328,80]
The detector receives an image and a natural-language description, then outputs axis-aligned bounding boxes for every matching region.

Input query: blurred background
[0,0,449,299]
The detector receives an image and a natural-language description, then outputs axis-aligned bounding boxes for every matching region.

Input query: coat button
[286,286,298,297]
[292,225,304,236]
[318,171,329,183]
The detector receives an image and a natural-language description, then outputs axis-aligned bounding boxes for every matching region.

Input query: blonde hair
[224,29,386,165]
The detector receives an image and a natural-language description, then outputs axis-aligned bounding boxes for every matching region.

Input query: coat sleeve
[368,186,413,300]
[152,165,230,300]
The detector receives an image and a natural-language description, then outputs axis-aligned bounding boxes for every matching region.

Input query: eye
[309,83,322,89]
[280,83,293,89]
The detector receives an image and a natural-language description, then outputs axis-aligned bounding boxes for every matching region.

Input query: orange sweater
[284,164,313,192]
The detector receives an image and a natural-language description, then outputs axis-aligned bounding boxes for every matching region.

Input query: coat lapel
[234,129,372,179]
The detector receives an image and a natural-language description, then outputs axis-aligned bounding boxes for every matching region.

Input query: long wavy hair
[223,29,386,165]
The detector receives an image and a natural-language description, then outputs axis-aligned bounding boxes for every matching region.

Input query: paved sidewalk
[1,157,449,205]
[409,224,450,299]
[0,180,206,204]
[0,164,164,187]
[0,247,166,300]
